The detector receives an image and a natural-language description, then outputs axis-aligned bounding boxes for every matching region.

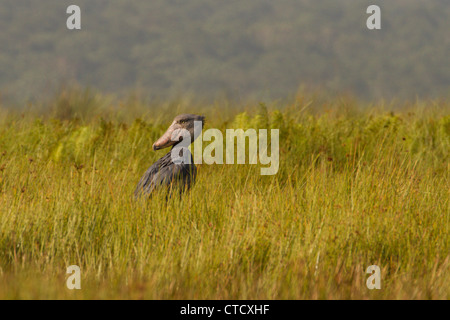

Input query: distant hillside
[0,0,449,102]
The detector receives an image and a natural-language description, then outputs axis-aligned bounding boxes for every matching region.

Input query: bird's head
[152,114,205,151]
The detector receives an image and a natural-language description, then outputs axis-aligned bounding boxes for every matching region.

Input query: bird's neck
[167,145,193,164]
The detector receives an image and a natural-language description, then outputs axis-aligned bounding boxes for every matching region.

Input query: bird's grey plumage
[134,149,196,197]
[134,114,204,198]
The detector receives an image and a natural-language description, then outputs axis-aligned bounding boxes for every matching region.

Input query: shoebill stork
[134,114,205,198]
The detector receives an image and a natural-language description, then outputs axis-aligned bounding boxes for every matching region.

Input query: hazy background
[0,0,449,103]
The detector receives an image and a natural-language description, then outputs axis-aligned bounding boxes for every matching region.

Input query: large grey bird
[134,114,205,198]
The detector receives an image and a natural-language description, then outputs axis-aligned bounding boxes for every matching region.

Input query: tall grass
[0,90,448,299]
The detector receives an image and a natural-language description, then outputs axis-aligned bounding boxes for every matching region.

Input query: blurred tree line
[0,0,449,103]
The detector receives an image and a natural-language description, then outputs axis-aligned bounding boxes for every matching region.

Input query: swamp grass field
[0,89,448,299]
